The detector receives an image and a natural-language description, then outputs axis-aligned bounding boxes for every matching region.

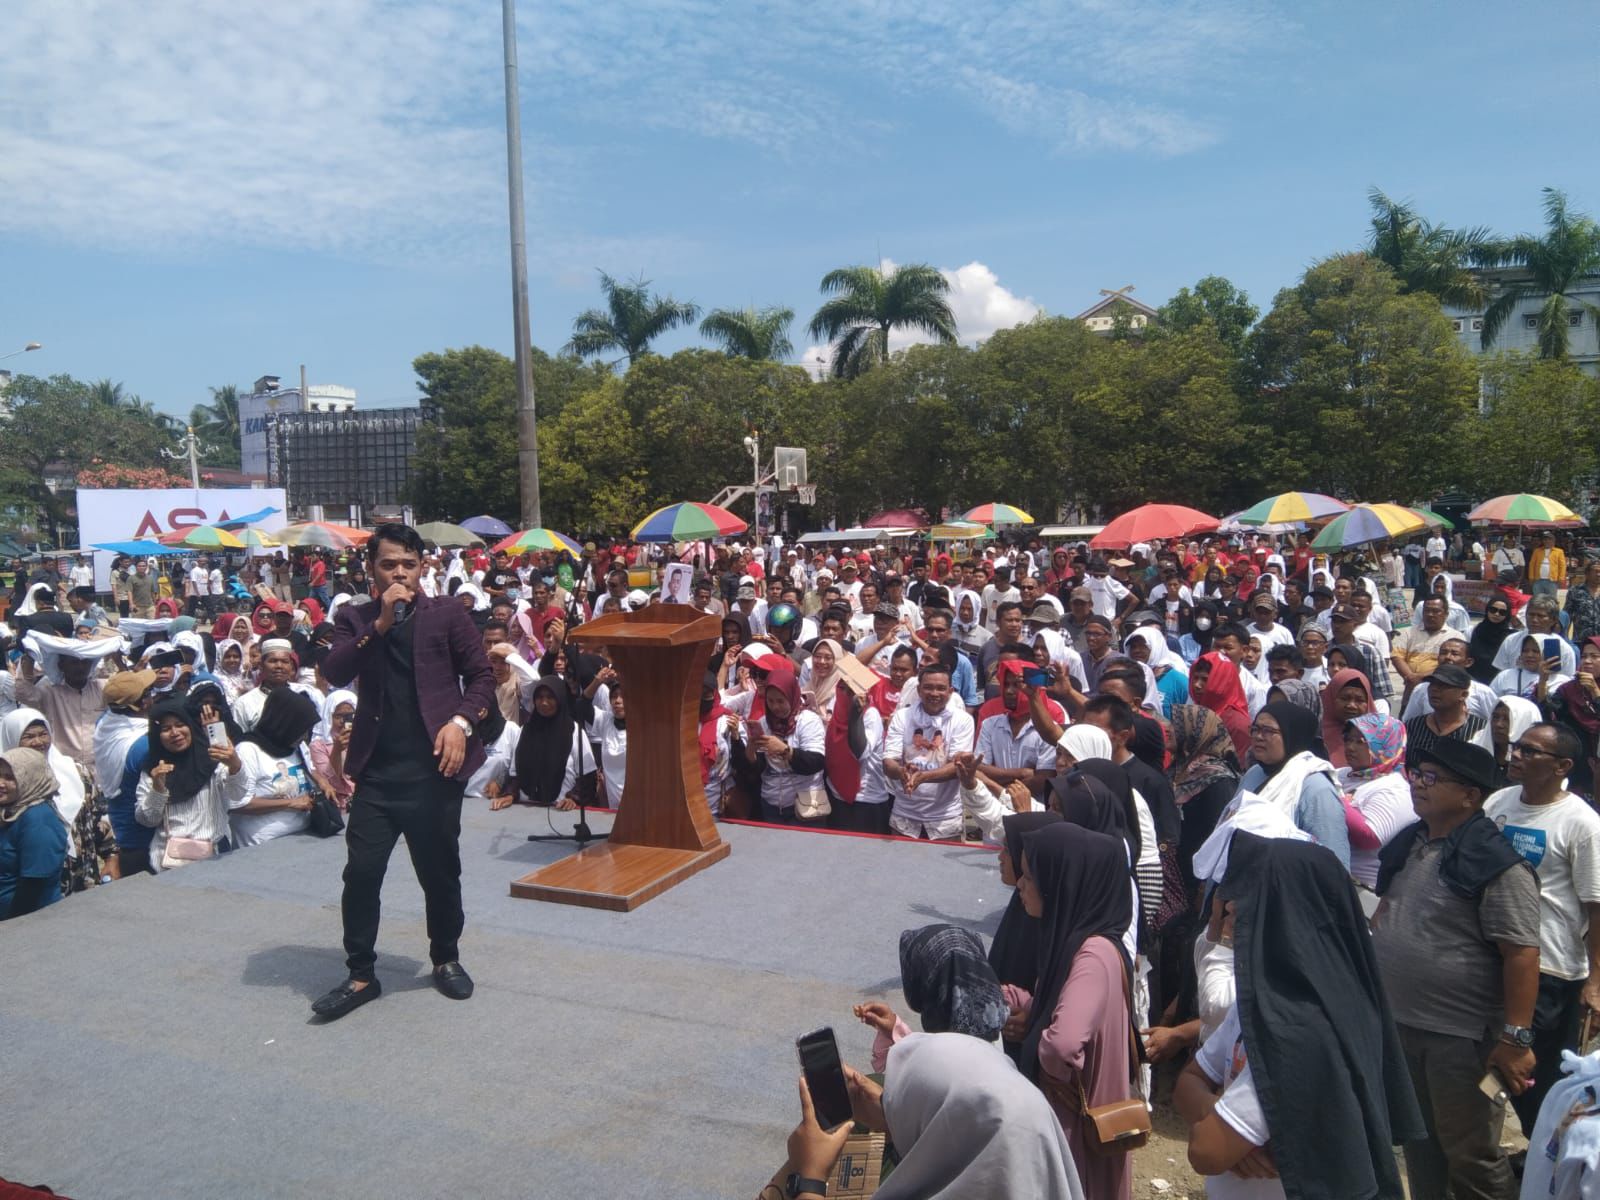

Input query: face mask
[1194,616,1214,632]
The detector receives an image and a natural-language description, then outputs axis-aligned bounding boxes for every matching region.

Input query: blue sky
[2,0,1596,420]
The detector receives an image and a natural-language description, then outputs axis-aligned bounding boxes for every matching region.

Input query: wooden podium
[509,603,731,911]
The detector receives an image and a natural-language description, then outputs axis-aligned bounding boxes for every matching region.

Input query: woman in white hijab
[0,706,97,891]
[777,1032,1084,1200]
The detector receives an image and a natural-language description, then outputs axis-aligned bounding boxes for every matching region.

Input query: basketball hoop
[797,484,818,506]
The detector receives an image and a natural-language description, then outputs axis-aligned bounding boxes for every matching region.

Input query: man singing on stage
[312,523,496,1021]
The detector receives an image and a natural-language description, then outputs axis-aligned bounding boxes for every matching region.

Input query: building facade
[1445,269,1600,377]
[239,375,357,476]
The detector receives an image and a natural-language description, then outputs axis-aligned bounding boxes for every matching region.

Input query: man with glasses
[1485,722,1600,1135]
[1017,575,1062,617]
[1296,625,1331,688]
[1374,738,1539,1200]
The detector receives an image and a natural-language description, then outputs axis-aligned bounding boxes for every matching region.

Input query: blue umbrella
[461,514,514,537]
[215,505,282,528]
[93,540,186,556]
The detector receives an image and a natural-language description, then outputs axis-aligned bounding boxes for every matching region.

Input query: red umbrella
[864,507,931,529]
[1089,504,1219,550]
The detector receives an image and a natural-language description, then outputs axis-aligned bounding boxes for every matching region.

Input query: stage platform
[2,806,1010,1199]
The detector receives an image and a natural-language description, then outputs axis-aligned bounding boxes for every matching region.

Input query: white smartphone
[205,722,227,747]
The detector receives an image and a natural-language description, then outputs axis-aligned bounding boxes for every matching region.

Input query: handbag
[795,784,831,821]
[1074,967,1151,1156]
[161,835,217,870]
[306,788,345,838]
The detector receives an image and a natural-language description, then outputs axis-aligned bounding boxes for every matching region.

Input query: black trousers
[827,799,892,835]
[342,776,467,981]
[1510,972,1586,1136]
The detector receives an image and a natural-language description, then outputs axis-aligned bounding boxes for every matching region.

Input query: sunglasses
[1487,607,1509,616]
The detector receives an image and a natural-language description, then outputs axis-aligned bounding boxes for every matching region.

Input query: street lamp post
[743,433,762,549]
[501,0,541,528]
[0,342,42,362]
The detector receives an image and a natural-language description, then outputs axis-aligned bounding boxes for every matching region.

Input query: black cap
[1330,602,1357,622]
[1413,738,1499,793]
[1426,663,1473,690]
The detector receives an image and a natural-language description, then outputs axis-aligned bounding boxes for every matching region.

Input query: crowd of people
[6,522,1600,1198]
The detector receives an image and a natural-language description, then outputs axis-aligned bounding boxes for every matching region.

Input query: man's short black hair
[1213,620,1251,647]
[483,619,509,636]
[997,641,1032,659]
[996,600,1023,621]
[918,663,953,683]
[1098,660,1148,700]
[1311,586,1334,601]
[922,608,954,629]
[367,523,426,563]
[1082,694,1135,732]
[1426,555,1444,567]
[1265,644,1304,670]
[1529,722,1584,765]
[889,645,918,666]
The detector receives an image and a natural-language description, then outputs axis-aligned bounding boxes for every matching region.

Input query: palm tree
[807,263,958,379]
[88,378,133,408]
[563,272,700,366]
[699,305,796,360]
[190,384,242,461]
[1481,187,1600,358]
[1365,188,1499,310]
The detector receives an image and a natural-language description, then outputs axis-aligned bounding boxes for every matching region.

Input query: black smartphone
[795,1026,854,1131]
[1023,666,1052,688]
[1545,638,1562,663]
[148,649,183,670]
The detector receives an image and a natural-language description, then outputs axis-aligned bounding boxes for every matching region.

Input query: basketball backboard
[773,446,808,491]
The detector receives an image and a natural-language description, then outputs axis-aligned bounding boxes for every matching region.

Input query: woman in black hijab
[1466,596,1516,685]
[240,688,321,760]
[537,643,607,726]
[185,680,242,747]
[512,678,587,808]
[1175,832,1422,1199]
[987,811,1064,999]
[1236,699,1351,871]
[1008,822,1139,1200]
[1052,760,1139,861]
[147,696,218,802]
[896,924,1008,1039]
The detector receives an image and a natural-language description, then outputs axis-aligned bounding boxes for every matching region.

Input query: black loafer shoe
[433,962,474,1000]
[311,977,381,1020]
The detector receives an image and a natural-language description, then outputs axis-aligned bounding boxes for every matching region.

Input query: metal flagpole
[502,0,542,527]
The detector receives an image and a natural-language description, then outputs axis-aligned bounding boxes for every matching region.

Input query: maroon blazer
[322,594,497,782]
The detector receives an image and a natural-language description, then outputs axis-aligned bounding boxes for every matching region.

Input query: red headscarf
[251,602,277,636]
[1192,650,1251,758]
[762,663,803,737]
[699,688,731,786]
[1319,667,1373,768]
[297,597,325,625]
[996,659,1031,718]
[825,681,863,803]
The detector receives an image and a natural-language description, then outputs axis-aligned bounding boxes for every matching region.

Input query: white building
[1445,269,1600,377]
[238,375,357,476]
[1075,286,1159,335]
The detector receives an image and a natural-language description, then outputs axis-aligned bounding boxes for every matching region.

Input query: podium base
[509,840,731,911]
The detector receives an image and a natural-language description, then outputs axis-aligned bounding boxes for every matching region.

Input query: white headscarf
[457,581,490,612]
[139,641,180,693]
[875,1033,1084,1200]
[1494,629,1578,676]
[22,629,123,685]
[1125,626,1185,674]
[315,689,358,743]
[214,638,248,697]
[1495,695,1544,748]
[0,706,87,830]
[1057,724,1113,765]
[16,581,54,617]
[1191,793,1314,885]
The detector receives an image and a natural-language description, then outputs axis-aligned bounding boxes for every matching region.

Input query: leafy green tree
[1365,188,1498,310]
[698,306,795,360]
[1156,276,1259,353]
[1245,254,1478,500]
[808,263,957,379]
[564,272,700,366]
[538,377,648,533]
[529,348,612,424]
[0,373,182,544]
[189,384,242,467]
[1466,355,1600,497]
[406,347,520,521]
[1481,188,1600,358]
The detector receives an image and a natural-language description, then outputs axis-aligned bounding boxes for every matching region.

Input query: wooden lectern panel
[511,603,730,910]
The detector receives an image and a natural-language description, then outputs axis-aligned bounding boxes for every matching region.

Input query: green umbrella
[415,521,484,548]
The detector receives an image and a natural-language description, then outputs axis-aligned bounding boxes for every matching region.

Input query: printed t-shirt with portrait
[1485,786,1600,982]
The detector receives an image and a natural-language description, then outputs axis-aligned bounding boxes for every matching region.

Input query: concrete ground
[2,807,1010,1200]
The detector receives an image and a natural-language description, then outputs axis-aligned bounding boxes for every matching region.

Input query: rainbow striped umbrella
[1467,493,1583,527]
[492,528,583,556]
[959,503,1034,525]
[631,501,748,543]
[157,524,246,549]
[1232,492,1349,526]
[1309,503,1426,550]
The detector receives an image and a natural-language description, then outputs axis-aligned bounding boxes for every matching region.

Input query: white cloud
[0,0,1284,255]
[804,258,1040,375]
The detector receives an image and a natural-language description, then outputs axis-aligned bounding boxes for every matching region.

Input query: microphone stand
[527,727,608,848]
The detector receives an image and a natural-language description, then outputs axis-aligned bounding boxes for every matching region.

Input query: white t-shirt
[69,563,94,589]
[188,565,207,596]
[752,709,826,809]
[856,706,890,806]
[886,700,975,824]
[1485,787,1600,980]
[980,584,1020,631]
[1195,1005,1283,1199]
[228,742,313,847]
[1426,535,1447,561]
[208,568,224,597]
[1085,574,1130,621]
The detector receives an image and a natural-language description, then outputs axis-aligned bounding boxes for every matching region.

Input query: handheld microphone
[393,599,410,624]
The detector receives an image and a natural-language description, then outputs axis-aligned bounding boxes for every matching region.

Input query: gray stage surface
[2,806,1010,1199]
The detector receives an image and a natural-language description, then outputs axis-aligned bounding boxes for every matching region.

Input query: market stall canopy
[1037,524,1106,540]
[927,522,993,541]
[92,540,185,557]
[796,527,917,544]
[1090,504,1219,550]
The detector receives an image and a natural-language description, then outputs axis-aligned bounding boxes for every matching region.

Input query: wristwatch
[1502,1023,1534,1048]
[449,715,473,736]
[785,1176,828,1199]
